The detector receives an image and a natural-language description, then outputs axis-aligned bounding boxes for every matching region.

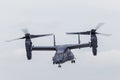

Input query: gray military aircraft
[8,23,110,68]
[66,23,111,56]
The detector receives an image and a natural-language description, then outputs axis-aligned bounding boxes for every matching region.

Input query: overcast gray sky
[0,0,120,80]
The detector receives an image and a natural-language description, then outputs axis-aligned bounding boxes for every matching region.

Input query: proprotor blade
[6,34,53,42]
[96,33,112,36]
[66,32,81,34]
[22,28,29,34]
[66,31,91,35]
[67,23,106,35]
[30,34,53,38]
[6,36,26,42]
[95,23,105,31]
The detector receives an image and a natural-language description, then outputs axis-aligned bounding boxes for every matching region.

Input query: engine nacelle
[92,47,97,56]
[25,40,32,60]
[91,34,98,56]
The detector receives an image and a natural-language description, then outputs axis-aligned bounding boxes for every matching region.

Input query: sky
[0,0,120,80]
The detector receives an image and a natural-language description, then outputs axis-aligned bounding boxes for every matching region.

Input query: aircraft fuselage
[52,48,75,64]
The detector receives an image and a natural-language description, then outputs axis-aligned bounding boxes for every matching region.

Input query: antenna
[53,34,56,46]
[78,34,80,44]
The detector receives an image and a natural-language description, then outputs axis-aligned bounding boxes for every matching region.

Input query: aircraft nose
[53,57,63,63]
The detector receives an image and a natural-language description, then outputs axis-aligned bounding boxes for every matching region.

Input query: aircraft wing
[32,46,56,51]
[67,43,91,49]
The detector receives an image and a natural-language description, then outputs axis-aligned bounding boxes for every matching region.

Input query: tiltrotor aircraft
[8,23,110,67]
